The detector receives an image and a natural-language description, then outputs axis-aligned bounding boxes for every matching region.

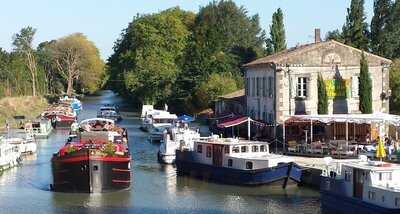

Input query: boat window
[382,195,385,202]
[368,191,376,200]
[232,146,240,153]
[246,161,253,169]
[252,145,259,152]
[396,198,400,207]
[379,173,382,181]
[344,171,351,182]
[224,146,230,154]
[197,145,202,153]
[241,146,248,153]
[206,146,211,158]
[93,165,98,171]
[228,159,233,167]
[260,145,265,152]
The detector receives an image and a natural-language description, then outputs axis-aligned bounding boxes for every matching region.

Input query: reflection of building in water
[244,29,391,125]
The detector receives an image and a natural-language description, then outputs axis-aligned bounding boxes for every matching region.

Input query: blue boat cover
[178,114,194,123]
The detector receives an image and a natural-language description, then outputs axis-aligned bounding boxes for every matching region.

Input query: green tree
[342,0,369,50]
[12,26,38,96]
[359,52,372,113]
[325,29,344,42]
[194,72,238,109]
[370,0,392,57]
[390,59,400,114]
[317,74,328,114]
[385,0,400,59]
[269,8,286,53]
[49,33,105,96]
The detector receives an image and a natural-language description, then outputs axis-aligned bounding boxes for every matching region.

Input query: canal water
[0,91,321,214]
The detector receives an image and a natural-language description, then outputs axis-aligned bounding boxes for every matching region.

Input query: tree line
[106,1,287,113]
[0,27,105,98]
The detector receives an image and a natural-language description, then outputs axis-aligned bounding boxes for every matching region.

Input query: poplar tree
[359,52,372,113]
[370,0,391,57]
[269,8,286,53]
[342,0,369,50]
[385,0,400,59]
[317,74,328,114]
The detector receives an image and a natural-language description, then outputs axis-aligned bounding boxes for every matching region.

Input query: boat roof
[343,161,400,171]
[196,137,269,146]
[79,118,115,125]
[150,110,177,119]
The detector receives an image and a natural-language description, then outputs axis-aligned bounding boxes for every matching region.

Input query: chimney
[314,28,321,43]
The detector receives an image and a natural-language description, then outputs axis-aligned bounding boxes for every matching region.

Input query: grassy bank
[0,96,48,129]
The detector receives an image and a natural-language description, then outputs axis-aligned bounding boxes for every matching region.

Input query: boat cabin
[191,137,293,170]
[323,160,400,209]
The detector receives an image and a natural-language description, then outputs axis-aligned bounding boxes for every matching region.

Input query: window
[368,191,376,200]
[252,145,259,152]
[268,76,273,97]
[382,195,385,202]
[224,146,230,154]
[197,145,202,153]
[232,146,240,153]
[268,113,274,124]
[297,77,308,97]
[245,78,249,96]
[263,77,267,97]
[260,145,265,152]
[93,165,98,171]
[241,146,248,153]
[344,171,351,181]
[256,77,260,96]
[246,161,253,169]
[206,146,211,157]
[396,198,400,207]
[379,172,382,181]
[252,78,255,97]
[228,159,233,167]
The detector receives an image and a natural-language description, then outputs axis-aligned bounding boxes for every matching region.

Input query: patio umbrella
[178,114,194,123]
[376,138,386,161]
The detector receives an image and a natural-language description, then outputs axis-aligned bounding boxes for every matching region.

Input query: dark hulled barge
[51,118,131,193]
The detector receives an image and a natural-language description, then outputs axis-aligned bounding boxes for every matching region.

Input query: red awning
[217,116,250,128]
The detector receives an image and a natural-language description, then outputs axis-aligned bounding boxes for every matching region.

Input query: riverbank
[0,96,48,130]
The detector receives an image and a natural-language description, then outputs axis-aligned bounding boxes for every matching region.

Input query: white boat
[175,136,302,186]
[3,135,37,155]
[25,119,53,139]
[141,108,177,141]
[158,126,200,164]
[321,156,400,213]
[0,137,21,171]
[97,105,122,121]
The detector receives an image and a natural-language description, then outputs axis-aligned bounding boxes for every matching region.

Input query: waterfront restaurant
[243,29,392,127]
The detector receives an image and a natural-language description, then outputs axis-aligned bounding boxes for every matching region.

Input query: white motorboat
[25,119,53,139]
[158,126,200,164]
[3,135,37,155]
[321,156,400,213]
[0,136,21,171]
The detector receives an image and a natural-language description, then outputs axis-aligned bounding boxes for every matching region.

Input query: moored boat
[158,125,200,164]
[97,105,122,121]
[25,119,53,139]
[320,156,400,214]
[0,136,21,171]
[3,135,37,155]
[51,118,131,193]
[175,136,302,186]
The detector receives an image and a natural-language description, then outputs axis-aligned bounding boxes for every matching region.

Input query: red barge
[51,118,131,193]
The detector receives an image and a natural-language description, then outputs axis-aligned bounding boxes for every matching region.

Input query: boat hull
[51,150,131,193]
[175,151,302,185]
[320,189,399,214]
[157,151,175,164]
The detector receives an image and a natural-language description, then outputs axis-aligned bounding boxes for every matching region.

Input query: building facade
[244,33,391,125]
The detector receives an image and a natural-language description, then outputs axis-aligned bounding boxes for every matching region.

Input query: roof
[244,40,392,67]
[218,89,245,99]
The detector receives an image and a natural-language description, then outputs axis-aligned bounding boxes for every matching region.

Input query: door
[353,168,363,199]
[212,145,223,167]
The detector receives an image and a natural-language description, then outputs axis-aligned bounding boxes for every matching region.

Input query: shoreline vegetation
[0,96,48,130]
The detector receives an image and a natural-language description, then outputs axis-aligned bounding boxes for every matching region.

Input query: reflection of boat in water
[0,136,21,171]
[51,118,131,193]
[176,136,302,186]
[321,156,400,214]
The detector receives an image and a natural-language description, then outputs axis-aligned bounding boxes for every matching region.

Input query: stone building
[244,29,392,125]
[214,89,246,116]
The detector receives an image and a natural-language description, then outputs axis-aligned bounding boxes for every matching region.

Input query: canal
[0,91,321,214]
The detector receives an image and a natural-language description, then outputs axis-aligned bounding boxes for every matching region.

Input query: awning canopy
[178,114,194,123]
[217,116,250,128]
[285,113,400,126]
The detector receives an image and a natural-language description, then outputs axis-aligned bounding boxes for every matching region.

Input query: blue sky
[0,0,374,60]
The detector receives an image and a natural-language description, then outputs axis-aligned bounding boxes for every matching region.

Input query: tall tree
[385,0,400,59]
[269,8,286,53]
[325,29,344,42]
[359,52,372,113]
[12,26,38,96]
[317,74,328,114]
[370,0,392,57]
[50,33,104,96]
[342,0,369,50]
[390,59,400,114]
